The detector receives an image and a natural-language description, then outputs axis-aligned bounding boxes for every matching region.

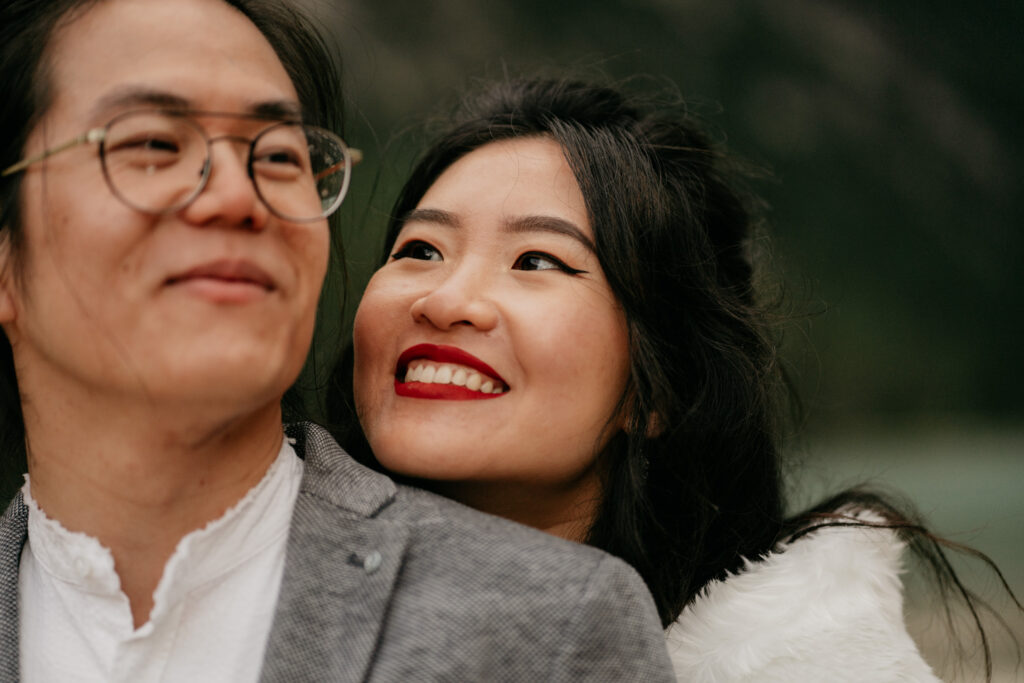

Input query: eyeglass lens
[100,111,349,221]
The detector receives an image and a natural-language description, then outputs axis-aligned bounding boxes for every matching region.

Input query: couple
[0,0,982,681]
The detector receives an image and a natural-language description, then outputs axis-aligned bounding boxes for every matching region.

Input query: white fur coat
[665,518,940,682]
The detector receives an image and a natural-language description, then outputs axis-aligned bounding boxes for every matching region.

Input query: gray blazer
[0,423,674,681]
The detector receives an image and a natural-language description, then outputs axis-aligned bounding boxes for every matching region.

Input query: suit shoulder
[367,483,674,681]
[396,481,597,548]
[386,480,651,591]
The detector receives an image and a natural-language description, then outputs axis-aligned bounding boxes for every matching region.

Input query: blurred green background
[315,0,1022,423]
[305,0,1022,676]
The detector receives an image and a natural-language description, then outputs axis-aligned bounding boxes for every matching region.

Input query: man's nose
[180,136,269,230]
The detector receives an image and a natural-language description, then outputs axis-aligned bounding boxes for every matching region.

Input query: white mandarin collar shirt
[18,436,303,682]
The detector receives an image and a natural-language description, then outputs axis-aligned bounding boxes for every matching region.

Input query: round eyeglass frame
[2,109,359,223]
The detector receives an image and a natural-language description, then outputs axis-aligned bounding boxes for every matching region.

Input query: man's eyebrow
[503,215,596,254]
[89,86,303,121]
[250,100,303,120]
[90,88,191,118]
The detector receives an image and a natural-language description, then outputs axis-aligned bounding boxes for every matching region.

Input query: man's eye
[108,134,182,154]
[256,149,303,166]
[512,251,584,274]
[391,240,442,262]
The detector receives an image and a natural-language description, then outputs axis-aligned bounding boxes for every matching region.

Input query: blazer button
[362,550,382,574]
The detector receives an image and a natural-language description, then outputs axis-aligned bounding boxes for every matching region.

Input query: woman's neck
[432,474,603,543]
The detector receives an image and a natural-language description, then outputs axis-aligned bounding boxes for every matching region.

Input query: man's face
[0,0,330,414]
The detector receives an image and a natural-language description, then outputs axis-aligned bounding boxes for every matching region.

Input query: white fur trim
[665,518,940,682]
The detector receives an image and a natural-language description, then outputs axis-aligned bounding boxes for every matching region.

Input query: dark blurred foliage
[304,0,1023,428]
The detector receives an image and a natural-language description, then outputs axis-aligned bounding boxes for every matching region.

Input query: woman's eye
[391,240,442,262]
[513,251,584,274]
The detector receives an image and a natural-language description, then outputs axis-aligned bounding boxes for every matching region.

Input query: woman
[336,78,1017,680]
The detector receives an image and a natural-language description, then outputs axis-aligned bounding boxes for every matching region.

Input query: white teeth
[402,361,505,394]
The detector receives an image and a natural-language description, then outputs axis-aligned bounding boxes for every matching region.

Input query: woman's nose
[409,265,499,332]
[180,139,270,230]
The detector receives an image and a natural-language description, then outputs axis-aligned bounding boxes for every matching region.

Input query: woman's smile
[395,343,507,400]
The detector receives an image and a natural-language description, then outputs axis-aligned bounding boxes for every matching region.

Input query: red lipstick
[397,344,504,381]
[394,381,503,400]
[395,343,507,400]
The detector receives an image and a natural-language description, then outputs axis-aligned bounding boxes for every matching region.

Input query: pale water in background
[790,424,1024,681]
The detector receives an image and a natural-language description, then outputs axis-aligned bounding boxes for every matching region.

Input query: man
[0,0,674,680]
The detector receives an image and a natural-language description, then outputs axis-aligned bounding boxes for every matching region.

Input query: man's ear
[0,235,18,325]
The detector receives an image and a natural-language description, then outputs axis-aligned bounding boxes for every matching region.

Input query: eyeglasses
[1,109,363,222]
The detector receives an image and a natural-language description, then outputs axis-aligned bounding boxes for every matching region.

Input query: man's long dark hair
[328,77,1020,678]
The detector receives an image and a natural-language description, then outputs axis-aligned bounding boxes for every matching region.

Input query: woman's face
[0,0,329,413]
[353,137,631,530]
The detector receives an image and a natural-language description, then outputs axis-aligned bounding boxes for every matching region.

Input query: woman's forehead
[419,138,591,235]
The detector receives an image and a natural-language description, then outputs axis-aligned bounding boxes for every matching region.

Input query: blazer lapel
[2,425,406,683]
[0,495,27,683]
[259,423,409,683]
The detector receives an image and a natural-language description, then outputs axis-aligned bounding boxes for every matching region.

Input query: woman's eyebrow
[503,215,596,254]
[401,208,596,254]
[402,208,460,228]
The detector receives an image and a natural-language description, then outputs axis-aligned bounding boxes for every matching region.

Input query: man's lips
[395,343,507,400]
[165,259,277,304]
[167,259,276,290]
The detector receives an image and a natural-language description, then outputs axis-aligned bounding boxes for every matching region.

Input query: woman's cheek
[352,276,407,422]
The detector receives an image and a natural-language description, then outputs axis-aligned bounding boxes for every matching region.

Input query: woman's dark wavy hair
[331,76,787,624]
[329,77,1020,678]
[0,0,345,501]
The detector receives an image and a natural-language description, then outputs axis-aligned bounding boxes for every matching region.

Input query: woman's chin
[371,440,485,483]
